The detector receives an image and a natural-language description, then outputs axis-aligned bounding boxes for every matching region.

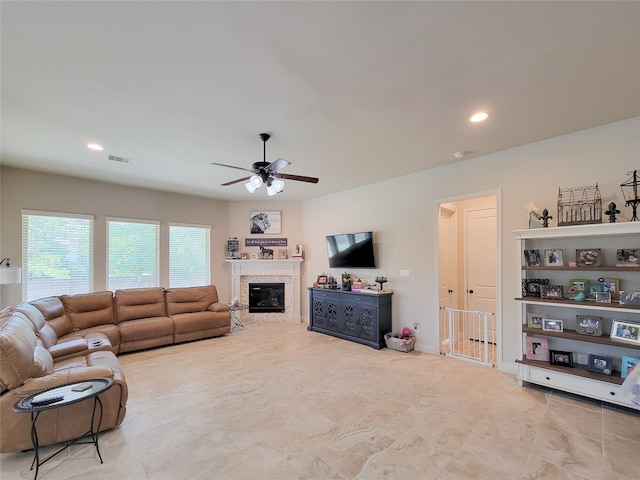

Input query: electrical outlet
[400,269,410,278]
[414,322,420,332]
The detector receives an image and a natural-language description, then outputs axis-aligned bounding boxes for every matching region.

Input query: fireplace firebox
[248,283,285,313]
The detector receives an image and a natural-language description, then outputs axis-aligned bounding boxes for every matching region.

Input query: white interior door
[438,206,458,353]
[465,207,497,343]
[438,206,458,310]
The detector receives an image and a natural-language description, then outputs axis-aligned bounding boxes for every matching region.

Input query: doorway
[436,193,500,368]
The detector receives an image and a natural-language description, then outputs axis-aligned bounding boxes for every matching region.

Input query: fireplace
[226,258,302,323]
[249,283,285,313]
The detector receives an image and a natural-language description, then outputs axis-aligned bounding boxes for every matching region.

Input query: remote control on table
[31,395,64,406]
[71,382,93,392]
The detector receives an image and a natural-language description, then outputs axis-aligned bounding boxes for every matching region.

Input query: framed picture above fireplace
[250,211,281,234]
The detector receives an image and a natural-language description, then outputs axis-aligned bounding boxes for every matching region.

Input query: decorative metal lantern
[620,170,639,221]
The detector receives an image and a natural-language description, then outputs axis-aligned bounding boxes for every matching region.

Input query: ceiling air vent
[107,154,132,164]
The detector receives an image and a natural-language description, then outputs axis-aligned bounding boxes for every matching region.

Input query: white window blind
[169,223,210,287]
[22,210,94,301]
[107,218,159,291]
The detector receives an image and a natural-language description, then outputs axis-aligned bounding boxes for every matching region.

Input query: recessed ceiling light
[470,112,489,123]
[87,143,104,151]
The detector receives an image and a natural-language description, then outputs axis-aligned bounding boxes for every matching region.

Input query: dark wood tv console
[308,288,392,349]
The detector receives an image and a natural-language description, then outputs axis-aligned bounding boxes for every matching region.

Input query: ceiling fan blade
[221,176,251,186]
[266,157,290,173]
[276,173,319,184]
[210,162,254,173]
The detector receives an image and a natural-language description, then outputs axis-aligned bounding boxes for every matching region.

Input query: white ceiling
[2,1,639,202]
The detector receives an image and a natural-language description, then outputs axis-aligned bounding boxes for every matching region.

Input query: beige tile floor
[2,321,639,480]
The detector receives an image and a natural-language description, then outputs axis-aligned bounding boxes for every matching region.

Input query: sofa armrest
[17,366,117,395]
[208,302,230,313]
[48,339,89,358]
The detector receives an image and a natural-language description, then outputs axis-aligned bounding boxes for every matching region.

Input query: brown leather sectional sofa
[0,285,230,452]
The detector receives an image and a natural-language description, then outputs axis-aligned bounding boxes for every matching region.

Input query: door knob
[448,289,453,293]
[468,289,474,294]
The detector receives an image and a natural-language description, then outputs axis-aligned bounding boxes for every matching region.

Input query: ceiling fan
[210,133,319,195]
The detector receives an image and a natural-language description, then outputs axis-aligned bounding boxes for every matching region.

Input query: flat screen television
[326,231,376,268]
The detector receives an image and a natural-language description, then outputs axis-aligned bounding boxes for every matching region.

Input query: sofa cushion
[118,316,174,344]
[61,291,115,330]
[114,287,166,323]
[13,302,58,349]
[117,316,174,353]
[165,285,220,315]
[31,296,75,338]
[0,313,53,391]
[173,311,230,334]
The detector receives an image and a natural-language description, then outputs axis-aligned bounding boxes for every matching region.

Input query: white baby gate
[442,307,495,367]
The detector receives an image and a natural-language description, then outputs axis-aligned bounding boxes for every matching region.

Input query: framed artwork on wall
[249,211,281,234]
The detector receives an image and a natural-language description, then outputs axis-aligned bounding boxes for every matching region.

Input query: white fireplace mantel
[225,259,303,323]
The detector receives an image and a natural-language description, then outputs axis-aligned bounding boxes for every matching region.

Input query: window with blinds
[169,223,210,287]
[22,210,94,301]
[107,218,159,291]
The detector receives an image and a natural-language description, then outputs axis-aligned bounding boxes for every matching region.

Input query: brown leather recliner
[0,310,127,453]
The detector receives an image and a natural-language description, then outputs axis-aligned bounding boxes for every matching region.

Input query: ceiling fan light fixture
[245,181,257,193]
[249,175,263,188]
[272,178,285,192]
[266,184,278,196]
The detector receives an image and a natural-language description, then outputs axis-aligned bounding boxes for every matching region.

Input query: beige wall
[302,117,640,372]
[0,168,231,307]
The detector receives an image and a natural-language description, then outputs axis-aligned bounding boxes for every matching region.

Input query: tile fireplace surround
[226,259,303,323]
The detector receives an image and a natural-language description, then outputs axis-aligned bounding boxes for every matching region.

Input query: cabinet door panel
[342,303,358,336]
[325,300,340,332]
[358,305,377,341]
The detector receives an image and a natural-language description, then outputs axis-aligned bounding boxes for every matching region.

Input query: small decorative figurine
[604,202,620,223]
[541,209,553,228]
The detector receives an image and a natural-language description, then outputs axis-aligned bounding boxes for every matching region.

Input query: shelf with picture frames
[514,222,640,410]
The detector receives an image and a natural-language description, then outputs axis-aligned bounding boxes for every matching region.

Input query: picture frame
[277,249,288,260]
[601,278,620,300]
[540,284,564,300]
[522,279,549,297]
[543,248,564,267]
[317,275,328,286]
[550,350,573,367]
[576,248,602,267]
[525,336,549,361]
[587,353,613,375]
[616,248,639,267]
[585,282,602,300]
[568,279,588,293]
[621,356,640,379]
[542,319,563,332]
[250,253,258,260]
[619,291,640,306]
[610,320,640,345]
[576,315,603,336]
[526,313,544,329]
[595,291,611,303]
[249,211,282,235]
[524,249,542,267]
[240,253,248,260]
